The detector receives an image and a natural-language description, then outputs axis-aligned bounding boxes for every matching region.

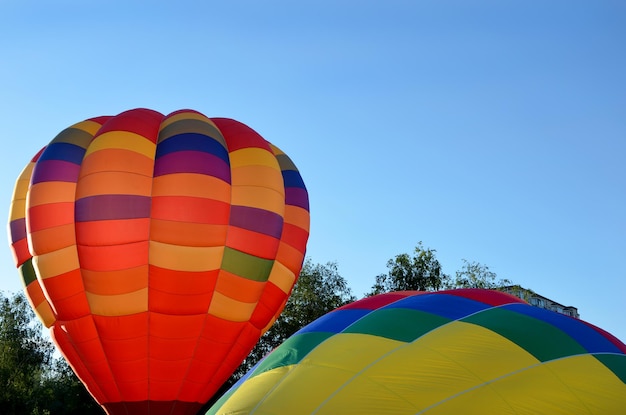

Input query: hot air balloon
[207,289,626,414]
[7,108,310,415]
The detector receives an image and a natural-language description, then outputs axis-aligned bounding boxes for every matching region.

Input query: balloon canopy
[8,108,310,415]
[207,289,626,414]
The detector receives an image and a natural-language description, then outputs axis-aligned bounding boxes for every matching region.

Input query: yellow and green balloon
[208,289,626,414]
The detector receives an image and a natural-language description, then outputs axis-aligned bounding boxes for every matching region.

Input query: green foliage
[39,358,103,415]
[0,291,102,415]
[0,291,53,414]
[368,242,450,295]
[449,259,512,289]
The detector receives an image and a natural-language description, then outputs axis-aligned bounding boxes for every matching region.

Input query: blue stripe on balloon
[282,170,306,189]
[502,303,624,354]
[38,142,85,164]
[297,309,372,335]
[384,293,491,321]
[156,133,229,162]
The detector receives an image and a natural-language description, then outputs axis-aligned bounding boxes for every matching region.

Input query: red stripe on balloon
[95,108,163,142]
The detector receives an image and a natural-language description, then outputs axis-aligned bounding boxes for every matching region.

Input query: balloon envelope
[207,289,626,414]
[8,108,310,415]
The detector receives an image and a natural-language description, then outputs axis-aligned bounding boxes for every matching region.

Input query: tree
[0,291,102,415]
[39,358,103,415]
[449,259,512,289]
[368,243,450,295]
[228,259,356,382]
[0,291,53,414]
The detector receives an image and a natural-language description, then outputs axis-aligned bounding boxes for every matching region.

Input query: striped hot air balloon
[207,289,626,415]
[8,108,310,415]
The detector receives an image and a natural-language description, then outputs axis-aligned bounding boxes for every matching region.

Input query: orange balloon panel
[7,108,310,415]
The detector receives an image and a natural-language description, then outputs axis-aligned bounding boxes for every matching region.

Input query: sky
[1,1,624,343]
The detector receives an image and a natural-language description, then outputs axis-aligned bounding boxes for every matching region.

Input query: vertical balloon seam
[222,118,281,291]
[31,121,120,406]
[150,110,214,414]
[147,111,165,413]
[71,118,128,410]
[249,145,307,334]
[155,112,182,414]
[9,160,31,264]
[23,146,104,398]
[195,118,266,403]
[85,119,129,406]
[204,124,303,405]
[271,145,310,330]
[109,108,166,412]
[81,112,160,410]
[160,110,229,411]
[9,151,55,326]
[214,118,253,403]
[24,155,54,325]
[268,144,307,300]
[162,113,261,409]
[224,124,302,400]
[31,128,77,388]
[202,119,301,403]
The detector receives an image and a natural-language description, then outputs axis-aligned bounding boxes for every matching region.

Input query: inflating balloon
[8,108,310,415]
[207,289,626,414]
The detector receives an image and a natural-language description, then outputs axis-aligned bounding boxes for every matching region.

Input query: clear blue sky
[2,1,624,342]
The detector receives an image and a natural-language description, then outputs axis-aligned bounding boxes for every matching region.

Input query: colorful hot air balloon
[7,108,310,415]
[207,289,626,415]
